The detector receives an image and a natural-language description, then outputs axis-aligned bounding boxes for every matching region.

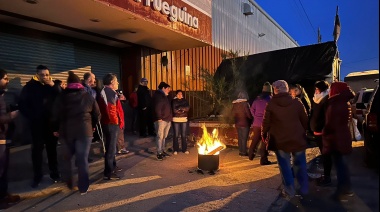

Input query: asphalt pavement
[4,134,379,211]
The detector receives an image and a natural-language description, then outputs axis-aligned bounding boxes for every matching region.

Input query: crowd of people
[0,64,357,207]
[232,79,356,202]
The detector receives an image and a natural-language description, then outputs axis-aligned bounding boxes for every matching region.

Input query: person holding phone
[19,65,61,188]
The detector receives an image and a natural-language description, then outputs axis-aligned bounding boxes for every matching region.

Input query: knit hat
[329,82,349,96]
[272,80,289,93]
[314,80,329,92]
[262,82,273,93]
[140,77,148,83]
[67,71,81,84]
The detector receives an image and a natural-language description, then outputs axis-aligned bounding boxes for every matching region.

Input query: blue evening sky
[254,0,379,79]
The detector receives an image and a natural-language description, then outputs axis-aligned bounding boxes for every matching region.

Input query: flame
[197,123,226,155]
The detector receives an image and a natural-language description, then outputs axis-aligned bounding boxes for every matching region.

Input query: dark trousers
[332,151,352,194]
[61,137,92,193]
[30,125,59,182]
[315,135,333,177]
[138,108,155,136]
[172,122,188,152]
[102,124,119,176]
[249,126,269,162]
[117,128,125,151]
[237,127,249,154]
[131,108,138,132]
[0,144,9,198]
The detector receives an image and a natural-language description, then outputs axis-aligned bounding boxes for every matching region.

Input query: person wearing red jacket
[97,73,124,180]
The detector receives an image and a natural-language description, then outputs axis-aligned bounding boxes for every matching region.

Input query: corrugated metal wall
[140,46,225,118]
[212,0,298,55]
[0,31,120,106]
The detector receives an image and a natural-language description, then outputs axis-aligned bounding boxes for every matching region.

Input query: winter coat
[232,99,253,128]
[137,85,152,110]
[310,93,329,133]
[0,90,12,143]
[250,94,271,127]
[129,91,138,108]
[172,97,190,119]
[52,88,100,139]
[19,77,60,125]
[262,93,308,152]
[97,87,125,129]
[152,90,172,122]
[322,89,355,155]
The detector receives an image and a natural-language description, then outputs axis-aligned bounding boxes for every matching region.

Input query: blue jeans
[154,121,171,154]
[275,150,309,196]
[172,122,188,152]
[102,124,119,176]
[61,137,92,193]
[331,151,351,194]
[237,127,250,154]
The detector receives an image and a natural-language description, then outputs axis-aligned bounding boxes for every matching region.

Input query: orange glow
[197,123,226,155]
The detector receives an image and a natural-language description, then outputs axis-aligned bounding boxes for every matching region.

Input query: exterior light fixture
[258,33,265,37]
[24,0,38,4]
[90,19,100,23]
[242,3,253,16]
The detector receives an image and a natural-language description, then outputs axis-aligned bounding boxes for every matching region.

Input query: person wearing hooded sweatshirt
[18,65,61,188]
[248,82,272,165]
[262,80,309,198]
[322,82,355,202]
[52,71,100,195]
[232,91,253,156]
[310,80,333,186]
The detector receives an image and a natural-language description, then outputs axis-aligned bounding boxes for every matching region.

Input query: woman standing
[52,71,100,195]
[322,82,355,202]
[171,90,190,155]
[248,82,272,165]
[232,91,253,156]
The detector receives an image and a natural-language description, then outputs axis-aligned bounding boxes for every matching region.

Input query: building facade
[0,0,297,118]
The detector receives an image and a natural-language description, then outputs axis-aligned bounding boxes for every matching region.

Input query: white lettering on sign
[135,0,199,29]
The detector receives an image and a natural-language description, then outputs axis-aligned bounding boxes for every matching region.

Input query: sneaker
[115,166,122,172]
[50,176,61,183]
[260,160,272,165]
[31,179,41,188]
[184,151,189,154]
[118,149,129,154]
[331,193,348,202]
[316,176,332,187]
[343,191,354,197]
[162,151,171,157]
[173,151,178,155]
[157,154,164,161]
[80,189,88,196]
[103,172,121,180]
[248,153,255,161]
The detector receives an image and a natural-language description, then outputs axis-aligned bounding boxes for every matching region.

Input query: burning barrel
[197,124,226,171]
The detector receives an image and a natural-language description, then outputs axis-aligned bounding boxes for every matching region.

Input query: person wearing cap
[248,82,272,165]
[152,82,172,160]
[18,65,61,188]
[322,81,355,202]
[137,78,155,137]
[96,73,124,180]
[52,71,100,195]
[310,80,332,186]
[262,80,309,198]
[232,91,253,157]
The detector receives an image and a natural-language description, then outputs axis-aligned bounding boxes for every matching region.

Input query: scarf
[67,83,84,89]
[313,89,329,104]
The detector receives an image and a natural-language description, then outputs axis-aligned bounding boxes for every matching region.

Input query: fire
[197,123,226,155]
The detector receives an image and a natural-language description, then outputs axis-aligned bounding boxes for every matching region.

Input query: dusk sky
[254,0,379,79]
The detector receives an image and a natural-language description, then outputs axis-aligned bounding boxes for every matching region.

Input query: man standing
[152,82,172,160]
[19,65,61,188]
[82,72,97,99]
[97,73,124,180]
[137,78,155,137]
[0,69,20,209]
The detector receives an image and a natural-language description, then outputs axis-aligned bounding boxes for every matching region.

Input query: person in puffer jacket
[171,90,190,155]
[52,71,100,195]
[232,91,253,156]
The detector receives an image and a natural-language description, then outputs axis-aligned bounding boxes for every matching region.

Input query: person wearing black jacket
[137,78,155,137]
[310,80,332,186]
[18,65,61,188]
[171,90,190,155]
[52,71,100,195]
[152,82,172,160]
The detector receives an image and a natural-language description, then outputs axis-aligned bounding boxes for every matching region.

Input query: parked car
[352,88,374,132]
[362,85,379,169]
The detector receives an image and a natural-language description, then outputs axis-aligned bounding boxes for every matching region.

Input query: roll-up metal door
[0,31,120,106]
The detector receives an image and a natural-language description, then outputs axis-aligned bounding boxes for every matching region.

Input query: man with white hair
[261,80,309,199]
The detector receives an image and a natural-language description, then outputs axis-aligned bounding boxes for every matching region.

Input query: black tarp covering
[214,41,338,101]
